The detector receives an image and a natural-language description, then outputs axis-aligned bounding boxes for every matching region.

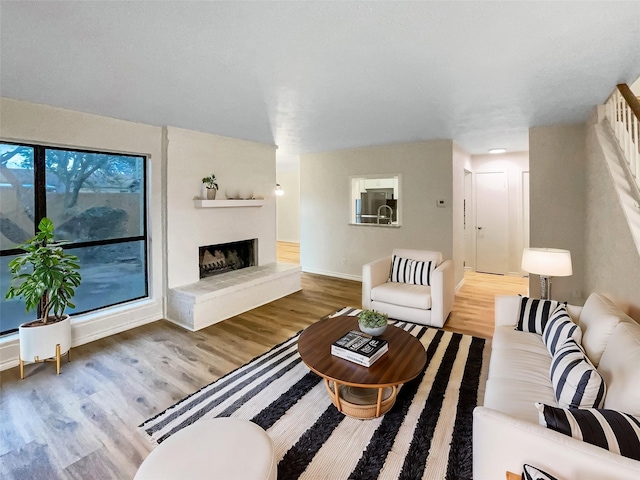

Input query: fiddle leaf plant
[5,218,82,323]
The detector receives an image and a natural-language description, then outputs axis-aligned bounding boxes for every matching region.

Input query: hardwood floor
[448,270,529,338]
[0,255,526,479]
[276,241,300,263]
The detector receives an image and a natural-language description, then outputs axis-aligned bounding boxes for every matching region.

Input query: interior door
[475,172,508,274]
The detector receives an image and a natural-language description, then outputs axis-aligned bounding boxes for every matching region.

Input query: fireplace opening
[199,239,257,279]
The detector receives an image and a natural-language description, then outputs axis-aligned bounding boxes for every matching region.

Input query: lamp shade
[521,248,572,277]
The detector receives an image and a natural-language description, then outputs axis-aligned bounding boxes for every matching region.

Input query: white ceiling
[1,1,639,159]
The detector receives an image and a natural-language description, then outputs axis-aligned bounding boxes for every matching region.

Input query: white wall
[165,127,277,288]
[631,75,640,95]
[584,120,640,320]
[529,124,586,302]
[300,140,454,281]
[0,97,164,369]
[276,171,300,243]
[471,151,529,276]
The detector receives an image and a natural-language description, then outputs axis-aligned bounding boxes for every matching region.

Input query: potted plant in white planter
[202,173,219,200]
[358,309,389,336]
[5,217,81,379]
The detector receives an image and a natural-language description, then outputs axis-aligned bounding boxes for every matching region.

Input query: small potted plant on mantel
[357,309,389,336]
[202,173,219,200]
[5,218,82,379]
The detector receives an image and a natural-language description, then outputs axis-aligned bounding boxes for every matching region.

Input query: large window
[0,142,148,336]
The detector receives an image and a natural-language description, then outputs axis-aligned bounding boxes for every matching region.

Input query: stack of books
[331,330,389,367]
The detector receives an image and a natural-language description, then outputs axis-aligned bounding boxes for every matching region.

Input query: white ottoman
[135,418,277,480]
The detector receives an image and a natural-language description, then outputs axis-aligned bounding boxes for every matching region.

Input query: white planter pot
[359,322,387,337]
[19,315,71,377]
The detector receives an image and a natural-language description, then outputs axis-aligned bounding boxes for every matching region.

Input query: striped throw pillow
[523,464,560,480]
[390,255,413,283]
[542,304,582,356]
[516,296,559,334]
[536,403,640,461]
[550,339,606,408]
[389,256,435,286]
[408,259,434,286]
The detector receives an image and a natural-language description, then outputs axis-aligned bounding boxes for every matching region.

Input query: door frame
[520,171,530,276]
[463,169,475,271]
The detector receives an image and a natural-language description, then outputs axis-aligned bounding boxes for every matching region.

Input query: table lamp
[521,248,572,300]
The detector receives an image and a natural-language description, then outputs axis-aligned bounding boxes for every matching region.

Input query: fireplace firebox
[199,239,257,279]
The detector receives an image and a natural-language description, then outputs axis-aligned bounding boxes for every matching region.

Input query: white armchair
[362,249,454,328]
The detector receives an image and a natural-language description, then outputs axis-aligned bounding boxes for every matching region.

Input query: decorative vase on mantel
[201,173,219,201]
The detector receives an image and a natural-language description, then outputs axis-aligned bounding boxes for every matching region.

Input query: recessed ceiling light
[489,148,506,154]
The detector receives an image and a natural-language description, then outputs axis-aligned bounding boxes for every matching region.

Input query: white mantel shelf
[194,199,266,208]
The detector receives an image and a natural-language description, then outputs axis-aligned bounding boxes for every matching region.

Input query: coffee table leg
[334,381,342,412]
[376,388,383,417]
[378,385,399,417]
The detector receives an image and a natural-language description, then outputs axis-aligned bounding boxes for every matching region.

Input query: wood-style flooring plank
[0,267,526,479]
[276,241,300,264]
[447,270,528,338]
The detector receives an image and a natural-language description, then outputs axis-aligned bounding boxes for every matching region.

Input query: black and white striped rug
[139,308,488,480]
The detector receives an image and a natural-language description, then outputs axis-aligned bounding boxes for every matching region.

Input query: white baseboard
[0,299,163,371]
[455,278,465,293]
[302,267,362,282]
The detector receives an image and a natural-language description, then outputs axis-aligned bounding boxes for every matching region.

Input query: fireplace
[199,239,257,279]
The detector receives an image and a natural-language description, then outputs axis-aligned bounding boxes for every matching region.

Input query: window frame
[349,173,402,227]
[0,140,149,335]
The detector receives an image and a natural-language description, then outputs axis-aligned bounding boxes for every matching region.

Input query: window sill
[0,298,160,347]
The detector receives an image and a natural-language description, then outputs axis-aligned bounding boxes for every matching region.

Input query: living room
[1,2,640,479]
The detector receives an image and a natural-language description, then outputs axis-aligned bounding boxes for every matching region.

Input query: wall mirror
[350,175,401,226]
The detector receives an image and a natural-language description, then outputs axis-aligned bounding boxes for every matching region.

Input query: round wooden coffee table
[298,315,427,419]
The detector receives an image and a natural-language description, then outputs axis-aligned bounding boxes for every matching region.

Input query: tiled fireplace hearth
[168,263,301,331]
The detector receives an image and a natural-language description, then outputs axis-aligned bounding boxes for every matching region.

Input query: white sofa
[473,293,640,479]
[361,249,454,327]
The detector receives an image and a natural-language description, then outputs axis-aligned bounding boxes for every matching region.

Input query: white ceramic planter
[19,315,71,363]
[359,323,387,337]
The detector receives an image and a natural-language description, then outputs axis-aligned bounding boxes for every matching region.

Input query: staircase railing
[605,84,640,193]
